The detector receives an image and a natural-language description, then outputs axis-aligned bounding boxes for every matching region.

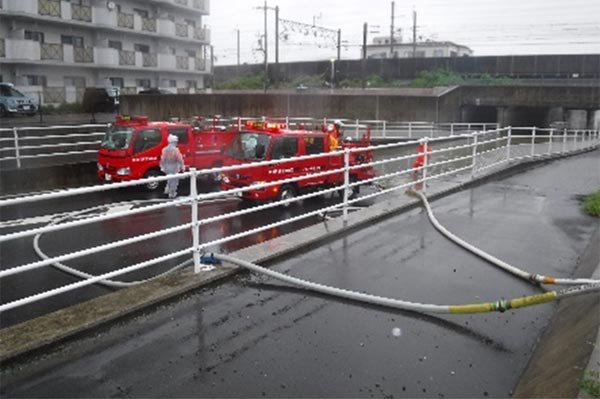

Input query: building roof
[368,40,472,52]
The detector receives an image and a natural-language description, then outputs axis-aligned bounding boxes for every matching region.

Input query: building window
[110,77,124,88]
[134,43,150,53]
[25,75,47,86]
[24,31,45,43]
[133,8,149,18]
[433,49,443,57]
[64,76,86,87]
[61,35,84,47]
[450,51,458,57]
[136,79,151,88]
[168,47,176,55]
[108,40,122,50]
[186,50,196,57]
[186,80,197,89]
[167,14,175,22]
[184,18,196,27]
[168,80,177,88]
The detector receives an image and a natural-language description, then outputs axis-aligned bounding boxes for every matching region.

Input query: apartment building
[0,0,211,104]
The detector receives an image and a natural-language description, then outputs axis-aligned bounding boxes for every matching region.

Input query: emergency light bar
[244,121,287,131]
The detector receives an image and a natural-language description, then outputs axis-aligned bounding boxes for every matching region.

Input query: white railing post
[237,116,242,132]
[190,168,202,274]
[408,122,412,139]
[285,115,289,127]
[382,120,387,138]
[342,147,350,223]
[506,127,512,162]
[562,128,568,153]
[471,132,478,180]
[531,126,536,157]
[467,123,472,132]
[422,137,429,193]
[450,124,454,136]
[548,128,554,154]
[12,127,22,169]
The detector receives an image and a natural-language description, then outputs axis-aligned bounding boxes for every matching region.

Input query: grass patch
[581,370,600,398]
[583,190,600,217]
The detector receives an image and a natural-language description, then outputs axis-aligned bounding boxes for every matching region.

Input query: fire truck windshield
[101,127,134,150]
[226,132,271,161]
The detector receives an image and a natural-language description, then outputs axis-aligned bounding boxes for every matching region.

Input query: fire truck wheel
[144,169,162,191]
[278,185,297,207]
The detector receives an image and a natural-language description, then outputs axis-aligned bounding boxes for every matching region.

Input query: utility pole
[412,9,417,59]
[264,0,268,89]
[275,6,279,65]
[390,1,395,58]
[362,22,367,88]
[337,29,341,61]
[236,29,240,66]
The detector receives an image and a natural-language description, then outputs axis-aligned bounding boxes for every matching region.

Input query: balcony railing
[143,53,157,67]
[176,55,189,70]
[0,39,5,58]
[38,0,61,17]
[193,0,205,10]
[118,12,134,29]
[175,23,189,38]
[193,27,206,41]
[41,43,63,61]
[119,50,135,66]
[141,17,157,32]
[195,57,206,71]
[74,47,94,63]
[43,87,65,104]
[71,4,92,22]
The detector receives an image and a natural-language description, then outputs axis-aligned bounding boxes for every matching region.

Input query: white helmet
[167,134,178,143]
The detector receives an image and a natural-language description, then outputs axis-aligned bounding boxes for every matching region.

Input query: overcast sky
[206,0,600,65]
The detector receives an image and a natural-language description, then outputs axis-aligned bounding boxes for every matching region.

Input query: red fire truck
[97,115,236,190]
[220,121,375,205]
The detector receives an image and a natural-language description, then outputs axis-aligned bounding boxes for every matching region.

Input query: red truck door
[298,135,330,188]
[130,127,163,179]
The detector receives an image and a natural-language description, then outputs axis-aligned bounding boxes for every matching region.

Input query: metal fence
[0,124,108,169]
[0,126,598,313]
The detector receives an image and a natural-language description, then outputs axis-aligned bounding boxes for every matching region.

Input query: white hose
[33,199,193,288]
[413,190,600,286]
[214,253,600,314]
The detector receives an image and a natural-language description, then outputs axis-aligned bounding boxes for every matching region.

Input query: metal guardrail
[0,126,598,313]
[0,124,109,168]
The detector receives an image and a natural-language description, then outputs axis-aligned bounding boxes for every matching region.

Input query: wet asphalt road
[1,151,598,398]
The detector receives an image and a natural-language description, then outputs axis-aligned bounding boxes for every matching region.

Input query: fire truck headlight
[116,167,131,176]
[97,162,104,171]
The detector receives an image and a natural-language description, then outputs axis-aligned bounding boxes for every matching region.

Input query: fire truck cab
[220,121,375,205]
[97,115,236,190]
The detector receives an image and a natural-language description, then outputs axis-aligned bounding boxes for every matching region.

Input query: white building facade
[0,0,211,104]
[367,37,473,59]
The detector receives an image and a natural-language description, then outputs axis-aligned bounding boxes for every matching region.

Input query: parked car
[82,87,120,115]
[0,83,38,117]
